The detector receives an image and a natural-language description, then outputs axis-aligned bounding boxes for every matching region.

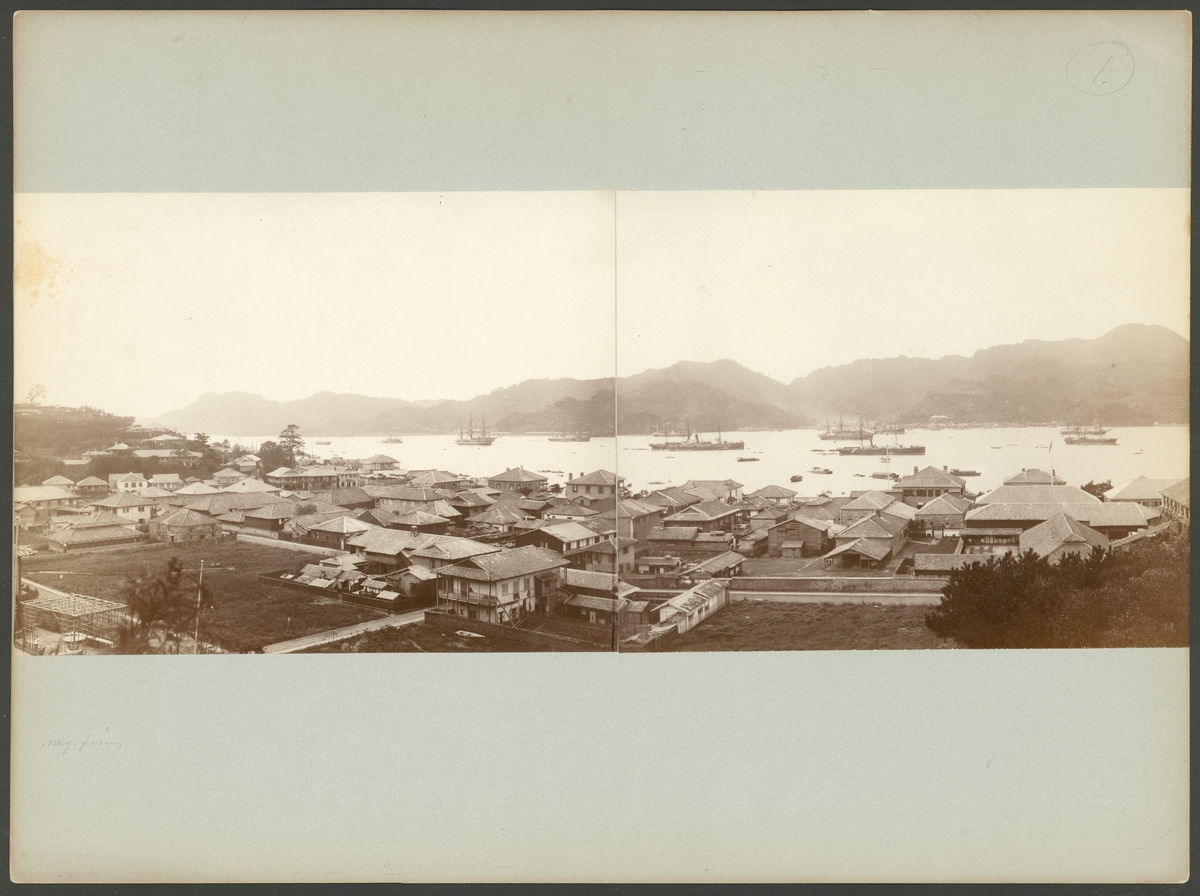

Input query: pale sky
[15,189,1189,419]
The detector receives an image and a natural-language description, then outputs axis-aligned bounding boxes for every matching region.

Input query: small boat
[381,437,404,444]
[870,471,899,480]
[790,474,804,482]
[315,440,331,445]
[949,468,980,477]
[810,467,833,475]
[737,456,759,462]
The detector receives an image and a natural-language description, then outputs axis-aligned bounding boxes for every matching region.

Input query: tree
[115,557,214,654]
[278,424,305,465]
[25,383,46,404]
[1081,480,1113,500]
[258,440,290,471]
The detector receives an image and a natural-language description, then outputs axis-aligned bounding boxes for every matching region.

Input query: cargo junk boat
[456,415,497,446]
[649,424,744,451]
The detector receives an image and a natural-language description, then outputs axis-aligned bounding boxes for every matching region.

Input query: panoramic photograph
[13,188,1190,655]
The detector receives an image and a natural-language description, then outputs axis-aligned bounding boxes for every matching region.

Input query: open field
[22,541,382,652]
[664,599,958,651]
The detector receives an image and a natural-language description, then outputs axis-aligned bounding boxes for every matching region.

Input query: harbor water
[215,426,1189,498]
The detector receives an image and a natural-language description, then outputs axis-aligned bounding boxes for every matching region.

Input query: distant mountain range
[153,324,1189,437]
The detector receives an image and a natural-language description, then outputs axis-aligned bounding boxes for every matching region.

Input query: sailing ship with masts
[836,432,925,456]
[818,416,875,441]
[456,414,497,446]
[548,420,591,442]
[1062,414,1118,445]
[650,421,744,451]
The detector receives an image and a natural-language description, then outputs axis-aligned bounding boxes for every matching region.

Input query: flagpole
[194,560,204,654]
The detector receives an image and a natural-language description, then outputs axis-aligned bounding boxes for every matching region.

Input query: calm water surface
[216,426,1189,498]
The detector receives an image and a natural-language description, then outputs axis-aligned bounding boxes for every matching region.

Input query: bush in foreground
[925,538,1188,649]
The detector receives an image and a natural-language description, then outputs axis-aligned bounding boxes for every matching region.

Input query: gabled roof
[76,476,108,487]
[1160,478,1190,507]
[374,486,444,502]
[446,491,494,508]
[409,470,469,488]
[1019,513,1109,558]
[243,502,299,521]
[975,485,1099,506]
[488,466,549,483]
[687,550,746,574]
[823,538,891,561]
[134,487,176,498]
[361,454,398,464]
[571,470,621,487]
[560,567,639,598]
[175,482,222,496]
[843,490,895,511]
[750,484,797,500]
[389,509,451,528]
[70,510,127,528]
[153,508,219,528]
[472,503,531,526]
[915,493,972,516]
[42,475,75,487]
[879,501,917,522]
[965,502,1149,528]
[533,521,603,544]
[642,487,703,509]
[214,468,246,479]
[663,500,740,523]
[648,526,698,542]
[409,535,500,561]
[681,479,742,491]
[110,472,147,483]
[664,580,727,614]
[91,492,156,508]
[222,477,279,494]
[444,546,571,582]
[1107,476,1185,503]
[149,473,183,484]
[838,513,905,540]
[307,487,374,506]
[47,524,140,546]
[1003,468,1066,486]
[308,516,376,535]
[894,466,966,490]
[778,515,844,535]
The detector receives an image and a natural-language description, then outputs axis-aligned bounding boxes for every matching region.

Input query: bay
[213,426,1189,498]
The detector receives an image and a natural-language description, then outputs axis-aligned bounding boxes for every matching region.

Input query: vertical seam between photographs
[612,191,620,653]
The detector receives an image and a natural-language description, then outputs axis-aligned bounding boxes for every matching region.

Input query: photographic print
[11,10,1190,883]
[14,189,1189,655]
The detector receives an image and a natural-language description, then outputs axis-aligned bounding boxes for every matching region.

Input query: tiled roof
[750,484,797,500]
[966,503,1149,528]
[663,500,739,523]
[474,504,531,526]
[642,487,703,509]
[914,494,972,516]
[894,466,967,489]
[823,538,891,561]
[571,470,621,487]
[688,550,745,574]
[47,524,140,545]
[648,526,698,542]
[153,508,219,528]
[149,473,183,484]
[76,476,108,487]
[664,580,726,614]
[70,511,127,528]
[1019,513,1109,558]
[308,516,376,535]
[1003,468,1066,486]
[1107,476,1185,502]
[243,502,299,520]
[175,482,222,496]
[561,567,637,596]
[879,502,917,521]
[41,476,75,487]
[1160,478,1190,507]
[682,479,742,491]
[389,509,451,527]
[134,487,176,498]
[222,478,279,494]
[488,466,549,483]
[843,490,895,511]
[91,492,156,508]
[374,486,444,502]
[444,546,571,582]
[839,513,905,540]
[975,485,1098,506]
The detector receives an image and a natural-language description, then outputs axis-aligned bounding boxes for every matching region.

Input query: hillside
[152,324,1189,435]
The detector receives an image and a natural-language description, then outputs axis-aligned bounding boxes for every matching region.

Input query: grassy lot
[664,599,958,651]
[22,541,382,653]
[312,622,605,653]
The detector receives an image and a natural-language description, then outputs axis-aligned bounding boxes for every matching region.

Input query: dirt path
[261,608,427,653]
